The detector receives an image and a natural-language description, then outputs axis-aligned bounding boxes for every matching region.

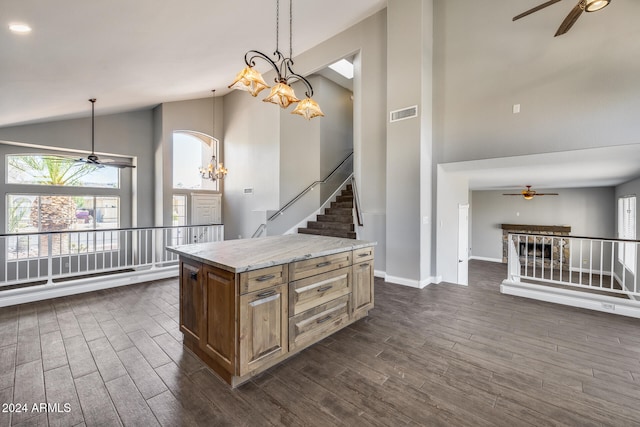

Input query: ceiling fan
[513,0,611,37]
[76,98,135,168]
[503,185,559,200]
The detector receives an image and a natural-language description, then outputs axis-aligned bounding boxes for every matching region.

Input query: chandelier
[200,90,228,181]
[228,0,324,120]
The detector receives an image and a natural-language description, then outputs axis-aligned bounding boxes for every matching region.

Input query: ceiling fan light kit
[513,0,611,37]
[503,185,559,200]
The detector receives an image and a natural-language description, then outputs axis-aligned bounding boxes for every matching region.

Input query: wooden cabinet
[177,240,374,387]
[179,260,203,342]
[239,284,288,375]
[201,266,235,375]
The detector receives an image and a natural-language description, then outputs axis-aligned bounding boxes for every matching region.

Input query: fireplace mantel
[501,224,571,234]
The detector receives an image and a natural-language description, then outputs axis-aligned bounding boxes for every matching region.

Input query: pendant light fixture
[200,90,228,181]
[228,0,324,120]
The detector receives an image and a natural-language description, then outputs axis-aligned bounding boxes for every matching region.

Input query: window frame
[617,195,636,274]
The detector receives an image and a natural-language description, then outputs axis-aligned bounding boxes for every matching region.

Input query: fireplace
[519,241,552,259]
[501,224,571,264]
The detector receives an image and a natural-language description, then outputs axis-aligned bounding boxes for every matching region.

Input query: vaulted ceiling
[1,0,385,127]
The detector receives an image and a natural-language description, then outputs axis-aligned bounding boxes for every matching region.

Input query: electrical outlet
[601,303,615,311]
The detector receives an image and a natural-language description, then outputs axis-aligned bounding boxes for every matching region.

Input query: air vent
[390,105,418,123]
[243,188,254,195]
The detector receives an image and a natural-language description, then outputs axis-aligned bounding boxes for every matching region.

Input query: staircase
[298,184,356,239]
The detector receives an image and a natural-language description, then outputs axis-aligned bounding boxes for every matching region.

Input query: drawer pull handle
[316,261,331,268]
[317,285,333,293]
[256,274,276,282]
[358,253,369,257]
[359,263,370,268]
[256,290,277,298]
[316,315,333,324]
[190,271,198,280]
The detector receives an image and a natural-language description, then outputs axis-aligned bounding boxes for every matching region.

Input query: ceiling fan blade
[502,194,524,196]
[535,193,559,196]
[99,159,136,168]
[554,1,584,36]
[513,0,563,21]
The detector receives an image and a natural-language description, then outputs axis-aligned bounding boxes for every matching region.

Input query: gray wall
[222,10,388,269]
[386,0,434,285]
[155,97,224,226]
[471,187,616,261]
[222,89,280,240]
[0,110,153,228]
[432,0,640,164]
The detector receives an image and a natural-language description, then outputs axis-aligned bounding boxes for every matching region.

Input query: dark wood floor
[2,260,640,426]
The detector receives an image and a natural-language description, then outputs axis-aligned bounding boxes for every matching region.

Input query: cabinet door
[239,284,288,375]
[352,259,374,317]
[179,260,203,342]
[201,266,236,375]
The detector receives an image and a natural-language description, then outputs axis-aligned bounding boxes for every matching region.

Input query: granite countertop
[167,234,376,273]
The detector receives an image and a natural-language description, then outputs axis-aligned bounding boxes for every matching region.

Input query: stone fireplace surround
[501,224,571,264]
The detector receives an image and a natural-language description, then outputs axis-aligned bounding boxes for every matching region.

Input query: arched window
[172,131,219,192]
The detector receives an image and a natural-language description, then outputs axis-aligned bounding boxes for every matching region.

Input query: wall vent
[243,188,254,195]
[390,105,418,123]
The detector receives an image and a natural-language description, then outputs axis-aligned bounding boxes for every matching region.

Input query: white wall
[436,166,469,284]
[471,187,616,261]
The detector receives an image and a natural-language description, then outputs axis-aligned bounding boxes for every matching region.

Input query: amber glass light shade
[263,82,300,108]
[291,97,324,120]
[215,163,228,179]
[228,66,270,97]
[584,0,610,12]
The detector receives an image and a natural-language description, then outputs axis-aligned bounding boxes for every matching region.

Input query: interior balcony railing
[502,232,640,318]
[252,151,363,238]
[0,223,224,307]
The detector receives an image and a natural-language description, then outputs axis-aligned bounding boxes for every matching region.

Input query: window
[7,195,120,233]
[172,194,187,226]
[172,131,219,191]
[618,196,636,274]
[8,154,119,188]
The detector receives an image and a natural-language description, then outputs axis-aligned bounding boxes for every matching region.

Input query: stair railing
[350,175,364,227]
[251,152,354,238]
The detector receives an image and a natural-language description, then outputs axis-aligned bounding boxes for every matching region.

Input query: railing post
[151,228,156,269]
[47,235,54,285]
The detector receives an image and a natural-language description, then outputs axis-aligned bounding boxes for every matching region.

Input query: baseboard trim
[470,256,503,263]
[501,279,640,319]
[0,267,178,307]
[383,274,433,289]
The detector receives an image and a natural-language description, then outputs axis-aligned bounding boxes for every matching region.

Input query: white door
[457,204,469,285]
[191,193,222,225]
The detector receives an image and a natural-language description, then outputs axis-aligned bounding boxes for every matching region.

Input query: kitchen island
[167,234,375,387]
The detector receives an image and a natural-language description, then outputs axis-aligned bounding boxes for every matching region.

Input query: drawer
[289,266,351,316]
[239,265,288,295]
[353,246,374,262]
[289,251,351,281]
[289,295,350,351]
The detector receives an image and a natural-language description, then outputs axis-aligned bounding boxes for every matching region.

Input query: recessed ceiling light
[9,23,32,34]
[329,59,354,80]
